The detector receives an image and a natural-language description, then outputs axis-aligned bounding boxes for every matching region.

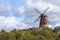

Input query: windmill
[34,7,49,27]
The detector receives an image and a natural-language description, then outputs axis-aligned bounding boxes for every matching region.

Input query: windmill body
[40,14,47,27]
[34,7,49,27]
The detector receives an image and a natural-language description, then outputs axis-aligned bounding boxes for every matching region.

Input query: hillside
[0,26,60,40]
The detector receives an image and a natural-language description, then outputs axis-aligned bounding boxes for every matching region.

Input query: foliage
[0,26,60,40]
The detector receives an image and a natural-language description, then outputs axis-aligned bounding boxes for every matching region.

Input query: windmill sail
[34,8,41,14]
[34,7,49,27]
[34,16,40,23]
[42,7,49,14]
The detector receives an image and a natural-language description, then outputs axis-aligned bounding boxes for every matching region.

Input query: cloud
[18,0,60,28]
[25,0,60,12]
[14,6,25,16]
[44,0,60,6]
[7,5,12,11]
[0,4,12,16]
[0,16,28,31]
[0,0,60,31]
[11,0,60,29]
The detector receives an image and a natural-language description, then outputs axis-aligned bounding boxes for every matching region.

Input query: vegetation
[0,26,60,40]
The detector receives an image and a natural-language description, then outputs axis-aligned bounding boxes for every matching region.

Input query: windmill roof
[40,14,47,17]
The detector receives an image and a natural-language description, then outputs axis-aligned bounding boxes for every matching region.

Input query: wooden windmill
[34,7,49,27]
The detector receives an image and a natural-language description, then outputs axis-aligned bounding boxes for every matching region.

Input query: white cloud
[0,16,28,31]
[7,5,12,11]
[20,0,60,28]
[16,6,25,13]
[26,0,60,12]
[15,6,25,16]
[0,0,60,31]
[0,4,11,11]
[48,4,60,12]
[44,0,60,6]
[0,4,12,16]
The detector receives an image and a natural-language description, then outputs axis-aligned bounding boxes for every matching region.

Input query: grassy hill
[0,26,60,40]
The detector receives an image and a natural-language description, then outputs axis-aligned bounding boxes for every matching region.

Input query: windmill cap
[40,14,47,17]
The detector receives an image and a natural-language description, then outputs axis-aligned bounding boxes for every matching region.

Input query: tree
[0,33,7,40]
[1,29,6,33]
[7,33,16,40]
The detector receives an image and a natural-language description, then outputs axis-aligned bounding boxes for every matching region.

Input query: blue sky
[0,0,60,31]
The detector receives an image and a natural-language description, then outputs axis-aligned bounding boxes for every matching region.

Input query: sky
[0,0,60,31]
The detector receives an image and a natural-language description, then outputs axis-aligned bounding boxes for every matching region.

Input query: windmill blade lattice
[34,16,40,23]
[34,8,41,14]
[42,7,49,14]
